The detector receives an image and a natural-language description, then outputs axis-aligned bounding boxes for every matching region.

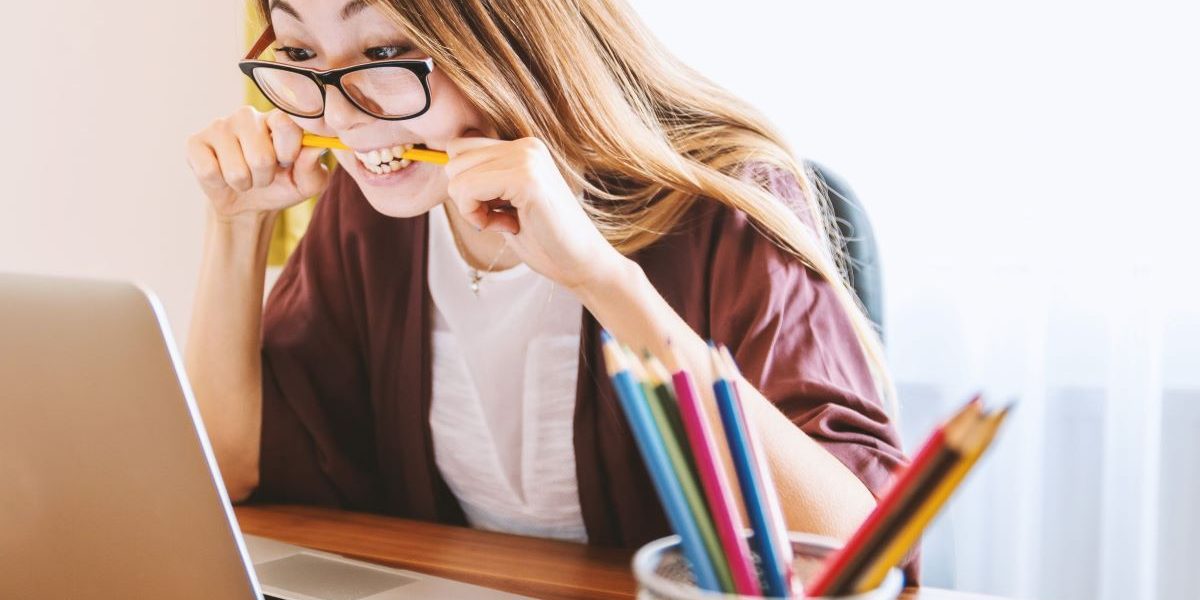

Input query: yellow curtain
[244,2,333,267]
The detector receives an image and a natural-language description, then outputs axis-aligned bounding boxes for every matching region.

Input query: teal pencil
[627,348,735,593]
[601,333,721,591]
[716,344,796,596]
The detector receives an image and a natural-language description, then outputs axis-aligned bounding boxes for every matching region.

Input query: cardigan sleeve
[248,172,375,507]
[707,165,908,504]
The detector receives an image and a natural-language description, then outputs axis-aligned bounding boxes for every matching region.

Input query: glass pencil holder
[632,532,904,600]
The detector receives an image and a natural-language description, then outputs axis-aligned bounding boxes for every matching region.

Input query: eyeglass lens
[251,66,427,119]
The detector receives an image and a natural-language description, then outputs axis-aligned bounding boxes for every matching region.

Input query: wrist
[570,251,639,307]
[207,206,280,238]
[203,207,280,270]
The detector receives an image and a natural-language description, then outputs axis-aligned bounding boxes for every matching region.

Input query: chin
[340,152,444,218]
[359,190,441,218]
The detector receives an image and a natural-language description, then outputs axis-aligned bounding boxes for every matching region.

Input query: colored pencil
[711,345,794,597]
[808,397,1009,597]
[599,333,721,591]
[851,405,1011,592]
[632,351,734,593]
[662,346,763,596]
[642,352,701,481]
[806,397,982,596]
[300,133,449,164]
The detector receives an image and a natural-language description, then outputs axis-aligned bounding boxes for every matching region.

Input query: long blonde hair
[255,0,897,413]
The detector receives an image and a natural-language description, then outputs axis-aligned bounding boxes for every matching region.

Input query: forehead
[269,0,405,38]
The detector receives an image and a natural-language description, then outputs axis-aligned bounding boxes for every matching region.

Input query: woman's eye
[274,46,315,62]
[365,45,413,60]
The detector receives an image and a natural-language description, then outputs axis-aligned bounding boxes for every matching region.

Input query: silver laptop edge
[135,280,266,599]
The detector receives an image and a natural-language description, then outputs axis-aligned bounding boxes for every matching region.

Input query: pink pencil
[659,348,762,595]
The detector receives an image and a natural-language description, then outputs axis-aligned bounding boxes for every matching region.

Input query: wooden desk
[235,505,1001,600]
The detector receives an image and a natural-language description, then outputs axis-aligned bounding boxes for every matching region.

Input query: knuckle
[446,179,463,199]
[227,171,252,190]
[185,135,206,156]
[190,159,215,178]
[247,154,275,172]
[520,136,546,154]
[518,158,539,179]
[267,108,292,127]
[200,172,225,188]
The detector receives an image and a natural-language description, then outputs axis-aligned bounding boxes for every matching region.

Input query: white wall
[629,0,1198,308]
[0,1,242,345]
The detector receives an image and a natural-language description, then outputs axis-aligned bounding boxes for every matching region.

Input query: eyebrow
[269,0,371,23]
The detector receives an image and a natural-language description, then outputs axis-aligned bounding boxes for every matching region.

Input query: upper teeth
[355,143,416,174]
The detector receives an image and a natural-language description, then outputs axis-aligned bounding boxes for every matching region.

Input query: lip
[350,151,429,186]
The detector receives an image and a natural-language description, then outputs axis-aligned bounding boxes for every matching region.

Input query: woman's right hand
[185,106,332,222]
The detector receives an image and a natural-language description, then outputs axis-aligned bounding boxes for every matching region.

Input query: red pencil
[806,395,982,596]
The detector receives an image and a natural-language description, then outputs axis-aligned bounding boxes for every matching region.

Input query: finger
[186,135,227,194]
[291,146,331,199]
[480,206,520,235]
[446,166,515,229]
[210,132,253,192]
[445,136,504,161]
[233,113,278,188]
[266,110,302,169]
[443,143,516,183]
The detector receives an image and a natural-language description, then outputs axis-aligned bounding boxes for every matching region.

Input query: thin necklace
[444,205,509,296]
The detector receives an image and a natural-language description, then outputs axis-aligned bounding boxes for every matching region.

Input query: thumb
[291,146,332,199]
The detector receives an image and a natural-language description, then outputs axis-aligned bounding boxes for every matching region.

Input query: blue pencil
[710,344,794,597]
[601,332,721,591]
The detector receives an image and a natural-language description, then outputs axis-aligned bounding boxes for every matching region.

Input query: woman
[184,0,912,577]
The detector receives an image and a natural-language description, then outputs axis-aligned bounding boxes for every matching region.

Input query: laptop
[0,273,528,599]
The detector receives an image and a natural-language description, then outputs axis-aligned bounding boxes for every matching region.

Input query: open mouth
[353,143,431,175]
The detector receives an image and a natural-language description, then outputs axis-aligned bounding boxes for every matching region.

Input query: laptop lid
[0,273,261,599]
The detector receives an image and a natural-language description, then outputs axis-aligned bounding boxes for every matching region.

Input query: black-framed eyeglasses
[239,24,434,121]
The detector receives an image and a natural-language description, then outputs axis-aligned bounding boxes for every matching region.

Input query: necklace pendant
[468,269,482,296]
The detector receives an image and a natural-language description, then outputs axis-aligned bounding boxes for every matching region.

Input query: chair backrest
[805,161,885,340]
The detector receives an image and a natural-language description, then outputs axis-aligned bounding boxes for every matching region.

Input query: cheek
[422,72,494,138]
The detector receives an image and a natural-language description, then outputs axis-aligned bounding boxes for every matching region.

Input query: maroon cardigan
[250,165,916,581]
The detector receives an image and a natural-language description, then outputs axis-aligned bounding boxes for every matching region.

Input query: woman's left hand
[444,136,626,292]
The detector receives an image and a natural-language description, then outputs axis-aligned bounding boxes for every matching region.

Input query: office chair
[805,161,885,341]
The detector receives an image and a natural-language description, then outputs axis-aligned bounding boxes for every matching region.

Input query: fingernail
[280,161,293,169]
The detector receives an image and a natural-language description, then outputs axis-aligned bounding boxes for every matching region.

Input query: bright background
[2,3,1197,599]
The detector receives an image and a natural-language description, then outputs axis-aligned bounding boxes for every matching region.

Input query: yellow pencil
[300,133,449,165]
[852,405,1011,592]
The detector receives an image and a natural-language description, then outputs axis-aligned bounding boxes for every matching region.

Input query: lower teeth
[370,158,412,174]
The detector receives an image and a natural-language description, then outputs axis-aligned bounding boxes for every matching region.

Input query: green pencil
[625,347,734,593]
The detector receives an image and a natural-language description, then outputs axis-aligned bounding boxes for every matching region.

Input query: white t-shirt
[426,204,587,542]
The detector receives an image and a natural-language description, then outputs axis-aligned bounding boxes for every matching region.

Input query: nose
[320,84,374,132]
